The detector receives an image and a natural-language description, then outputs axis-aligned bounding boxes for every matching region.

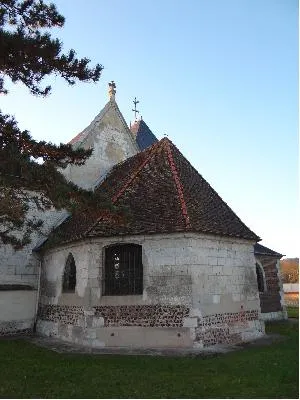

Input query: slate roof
[254,243,283,258]
[130,119,158,151]
[44,138,260,248]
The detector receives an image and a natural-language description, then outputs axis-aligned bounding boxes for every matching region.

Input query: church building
[0,82,287,348]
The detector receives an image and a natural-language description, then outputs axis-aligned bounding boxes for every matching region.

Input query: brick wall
[256,255,283,313]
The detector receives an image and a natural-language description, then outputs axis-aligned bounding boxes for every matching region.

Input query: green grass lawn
[0,322,298,399]
[287,306,299,319]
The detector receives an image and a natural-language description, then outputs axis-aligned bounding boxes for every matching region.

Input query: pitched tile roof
[254,243,283,258]
[130,119,158,151]
[44,138,260,248]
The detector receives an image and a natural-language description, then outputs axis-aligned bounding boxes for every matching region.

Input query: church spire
[108,81,116,101]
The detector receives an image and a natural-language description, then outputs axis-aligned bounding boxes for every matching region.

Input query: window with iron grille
[256,263,265,293]
[104,244,143,295]
[63,253,76,292]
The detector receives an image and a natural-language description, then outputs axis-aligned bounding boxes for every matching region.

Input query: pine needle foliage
[0,0,105,248]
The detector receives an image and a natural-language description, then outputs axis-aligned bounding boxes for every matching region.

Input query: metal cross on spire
[132,97,140,120]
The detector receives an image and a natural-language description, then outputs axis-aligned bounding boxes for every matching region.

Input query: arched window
[104,244,143,295]
[63,253,76,292]
[256,262,265,293]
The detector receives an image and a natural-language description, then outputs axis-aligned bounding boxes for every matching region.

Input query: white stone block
[208,257,218,266]
[183,317,198,328]
[232,293,240,302]
[89,269,100,278]
[91,288,101,299]
[85,328,96,339]
[199,294,213,304]
[81,339,93,347]
[172,265,189,275]
[189,308,202,318]
[241,330,264,342]
[212,295,220,304]
[91,339,106,348]
[92,317,105,328]
[193,341,204,349]
[84,310,95,316]
[217,258,225,266]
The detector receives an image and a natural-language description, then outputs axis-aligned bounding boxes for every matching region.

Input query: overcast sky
[2,0,298,257]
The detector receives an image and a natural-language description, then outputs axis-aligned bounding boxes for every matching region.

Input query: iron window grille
[63,253,77,292]
[104,244,143,295]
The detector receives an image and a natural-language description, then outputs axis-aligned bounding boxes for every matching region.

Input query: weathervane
[132,97,140,120]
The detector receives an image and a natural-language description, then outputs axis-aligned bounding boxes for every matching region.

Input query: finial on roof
[132,97,140,120]
[108,81,116,101]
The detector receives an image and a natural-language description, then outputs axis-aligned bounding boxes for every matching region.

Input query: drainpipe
[33,256,42,332]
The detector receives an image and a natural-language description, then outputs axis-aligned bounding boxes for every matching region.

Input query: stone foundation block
[72,325,84,341]
[82,339,93,347]
[37,320,59,337]
[212,295,220,304]
[193,340,204,349]
[91,339,106,348]
[92,317,105,328]
[189,308,202,318]
[91,288,101,300]
[183,317,198,328]
[84,310,95,316]
[260,311,287,321]
[85,328,97,339]
[241,329,264,342]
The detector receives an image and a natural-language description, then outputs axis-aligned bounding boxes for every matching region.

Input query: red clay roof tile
[44,138,260,247]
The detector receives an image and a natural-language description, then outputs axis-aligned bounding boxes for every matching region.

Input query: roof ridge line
[164,140,191,230]
[111,141,162,204]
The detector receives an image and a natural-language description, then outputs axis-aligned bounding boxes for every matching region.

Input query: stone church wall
[0,289,37,336]
[37,233,264,348]
[62,106,138,190]
[0,190,67,335]
[0,190,67,288]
